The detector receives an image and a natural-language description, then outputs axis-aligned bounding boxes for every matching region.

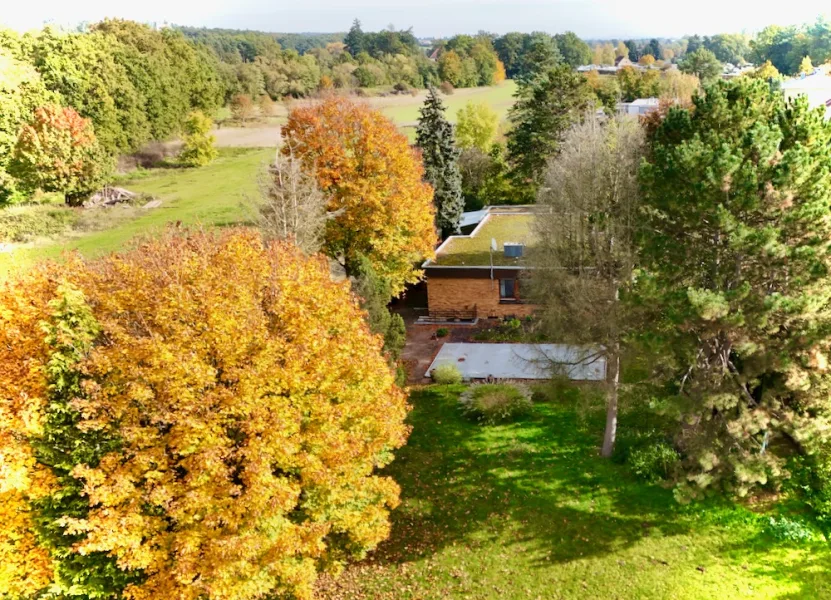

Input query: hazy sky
[3,0,829,38]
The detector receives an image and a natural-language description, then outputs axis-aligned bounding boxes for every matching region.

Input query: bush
[432,363,463,384]
[393,81,412,94]
[765,517,817,544]
[440,81,455,95]
[626,440,679,483]
[436,327,449,337]
[459,383,533,425]
[0,205,78,242]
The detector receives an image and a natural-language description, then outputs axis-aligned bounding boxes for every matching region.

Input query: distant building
[615,56,633,68]
[780,68,831,118]
[617,98,660,116]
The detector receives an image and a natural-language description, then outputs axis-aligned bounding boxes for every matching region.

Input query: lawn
[1,147,272,273]
[317,385,831,599]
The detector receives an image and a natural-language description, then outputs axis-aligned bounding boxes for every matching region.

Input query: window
[499,278,516,301]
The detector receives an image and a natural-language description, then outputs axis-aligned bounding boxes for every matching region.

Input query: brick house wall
[425,270,537,319]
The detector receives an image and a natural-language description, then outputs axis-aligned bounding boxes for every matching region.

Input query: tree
[10,104,111,205]
[352,254,407,365]
[507,66,593,196]
[258,93,276,116]
[624,39,641,62]
[282,97,436,294]
[0,47,53,203]
[644,38,662,60]
[747,60,782,81]
[230,93,256,121]
[615,41,629,60]
[638,54,656,66]
[344,18,365,56]
[455,101,499,152]
[533,116,644,457]
[438,50,464,87]
[799,55,814,73]
[0,229,410,600]
[638,78,831,502]
[255,148,328,254]
[553,31,592,67]
[416,87,464,238]
[592,42,616,66]
[679,47,722,82]
[520,34,561,80]
[178,110,217,167]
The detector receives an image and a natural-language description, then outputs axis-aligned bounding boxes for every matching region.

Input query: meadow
[317,385,831,599]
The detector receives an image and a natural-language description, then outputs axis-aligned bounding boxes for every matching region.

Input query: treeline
[0,20,225,203]
[494,31,592,79]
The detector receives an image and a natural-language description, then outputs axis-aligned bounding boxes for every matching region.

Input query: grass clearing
[1,148,271,274]
[317,385,831,599]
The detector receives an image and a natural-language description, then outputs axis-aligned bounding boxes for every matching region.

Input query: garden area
[317,384,831,599]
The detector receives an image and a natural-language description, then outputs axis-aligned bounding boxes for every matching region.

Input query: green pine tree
[506,65,593,200]
[416,86,464,237]
[638,78,831,503]
[344,19,365,56]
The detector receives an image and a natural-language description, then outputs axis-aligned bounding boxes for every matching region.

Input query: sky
[2,0,830,39]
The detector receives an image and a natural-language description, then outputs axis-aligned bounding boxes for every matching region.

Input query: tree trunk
[601,344,620,458]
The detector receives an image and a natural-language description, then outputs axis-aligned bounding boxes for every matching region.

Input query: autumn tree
[416,87,464,238]
[533,115,644,457]
[178,110,218,167]
[638,78,831,502]
[255,147,329,254]
[230,93,256,121]
[638,54,656,66]
[10,104,112,205]
[0,229,410,600]
[507,65,593,198]
[282,96,436,294]
[455,101,499,152]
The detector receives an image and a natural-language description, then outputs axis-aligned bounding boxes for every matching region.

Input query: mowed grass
[317,385,831,599]
[1,148,271,273]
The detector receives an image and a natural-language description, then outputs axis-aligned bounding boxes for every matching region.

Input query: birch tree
[533,115,644,457]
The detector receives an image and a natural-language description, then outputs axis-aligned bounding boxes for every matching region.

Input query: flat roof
[427,207,537,267]
[427,342,607,381]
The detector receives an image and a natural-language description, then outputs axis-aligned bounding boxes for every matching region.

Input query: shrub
[393,81,412,94]
[439,81,455,95]
[432,363,463,384]
[626,440,679,483]
[459,383,533,425]
[765,517,817,544]
[436,327,449,337]
[0,205,78,242]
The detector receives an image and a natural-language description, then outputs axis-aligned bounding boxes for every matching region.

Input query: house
[422,206,538,320]
[615,56,633,68]
[617,97,660,116]
[781,68,831,119]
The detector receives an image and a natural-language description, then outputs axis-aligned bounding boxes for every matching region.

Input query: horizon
[3,1,831,39]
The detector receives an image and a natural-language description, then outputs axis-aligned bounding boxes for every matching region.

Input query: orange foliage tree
[0,229,409,600]
[282,97,436,294]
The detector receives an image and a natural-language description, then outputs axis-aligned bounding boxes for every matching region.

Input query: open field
[0,148,272,273]
[212,82,518,147]
[317,385,831,600]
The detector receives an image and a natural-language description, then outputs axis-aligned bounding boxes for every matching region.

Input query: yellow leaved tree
[0,229,409,600]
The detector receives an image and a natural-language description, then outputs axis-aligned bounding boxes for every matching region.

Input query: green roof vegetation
[431,212,536,266]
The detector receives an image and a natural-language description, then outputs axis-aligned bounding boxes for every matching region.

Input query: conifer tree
[344,19,365,56]
[638,78,831,502]
[416,86,464,237]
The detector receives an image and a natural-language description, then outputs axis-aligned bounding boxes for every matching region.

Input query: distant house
[617,97,660,116]
[781,68,831,118]
[615,56,633,68]
[422,206,538,321]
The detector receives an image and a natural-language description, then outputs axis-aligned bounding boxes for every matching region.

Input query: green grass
[1,148,271,274]
[317,385,831,599]
[378,81,518,125]
[433,211,536,266]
